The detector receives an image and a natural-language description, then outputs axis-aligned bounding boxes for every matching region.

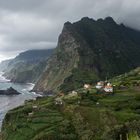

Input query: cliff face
[4,49,53,83]
[0,59,12,72]
[34,17,140,92]
[34,23,80,92]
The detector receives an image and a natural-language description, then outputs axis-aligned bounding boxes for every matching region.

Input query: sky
[0,0,140,62]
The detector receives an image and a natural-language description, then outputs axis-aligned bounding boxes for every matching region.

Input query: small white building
[28,112,34,117]
[107,82,112,86]
[96,102,100,105]
[32,105,38,109]
[55,98,63,105]
[104,84,113,93]
[84,84,91,89]
[96,81,104,89]
[68,91,78,97]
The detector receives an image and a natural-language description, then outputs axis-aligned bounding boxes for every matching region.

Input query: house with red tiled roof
[104,83,113,93]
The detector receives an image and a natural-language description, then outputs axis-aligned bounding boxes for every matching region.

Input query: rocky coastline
[0,87,21,95]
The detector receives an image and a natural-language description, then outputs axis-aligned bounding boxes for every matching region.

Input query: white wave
[0,72,10,83]
[25,83,35,91]
[22,89,27,91]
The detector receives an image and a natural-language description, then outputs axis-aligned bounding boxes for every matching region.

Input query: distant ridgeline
[0,49,54,83]
[0,59,12,72]
[34,17,140,93]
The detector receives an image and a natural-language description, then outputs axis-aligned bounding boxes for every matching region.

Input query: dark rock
[0,87,21,95]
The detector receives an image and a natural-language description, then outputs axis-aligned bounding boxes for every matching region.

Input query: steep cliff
[34,23,80,92]
[0,59,12,72]
[4,49,53,83]
[34,17,140,92]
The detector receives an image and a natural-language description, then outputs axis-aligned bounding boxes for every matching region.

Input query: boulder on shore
[0,87,21,95]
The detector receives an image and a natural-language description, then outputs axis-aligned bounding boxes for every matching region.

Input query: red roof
[104,86,113,89]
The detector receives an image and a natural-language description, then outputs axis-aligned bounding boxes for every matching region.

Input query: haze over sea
[0,72,37,129]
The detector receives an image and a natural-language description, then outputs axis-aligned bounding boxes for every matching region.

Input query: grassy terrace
[0,87,140,140]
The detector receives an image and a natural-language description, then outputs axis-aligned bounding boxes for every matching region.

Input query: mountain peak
[64,21,72,26]
[34,16,140,93]
[81,17,95,22]
[104,16,116,24]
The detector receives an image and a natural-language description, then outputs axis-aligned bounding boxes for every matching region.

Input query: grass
[0,87,140,140]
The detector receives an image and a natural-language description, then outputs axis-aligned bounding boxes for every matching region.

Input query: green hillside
[111,67,140,88]
[1,86,140,140]
[34,17,140,93]
[3,49,54,83]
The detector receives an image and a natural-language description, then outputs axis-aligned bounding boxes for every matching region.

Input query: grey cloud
[0,0,140,61]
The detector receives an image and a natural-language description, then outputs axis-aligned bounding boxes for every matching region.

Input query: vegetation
[34,17,140,92]
[60,69,99,92]
[1,17,140,139]
[110,67,140,88]
[1,85,140,140]
[60,17,140,92]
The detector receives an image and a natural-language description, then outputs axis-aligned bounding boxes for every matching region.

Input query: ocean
[0,72,38,129]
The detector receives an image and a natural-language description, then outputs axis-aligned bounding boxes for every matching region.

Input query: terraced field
[0,87,140,140]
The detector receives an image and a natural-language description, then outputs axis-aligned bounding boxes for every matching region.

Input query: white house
[68,91,78,97]
[28,112,34,117]
[96,102,100,105]
[84,84,91,89]
[55,98,63,105]
[104,84,113,93]
[107,82,112,86]
[32,105,38,109]
[96,81,104,89]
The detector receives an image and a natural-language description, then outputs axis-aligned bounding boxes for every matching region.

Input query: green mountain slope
[1,86,140,140]
[111,67,140,88]
[34,17,140,93]
[4,49,54,83]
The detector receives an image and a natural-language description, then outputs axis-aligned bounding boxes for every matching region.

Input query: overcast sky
[0,0,140,62]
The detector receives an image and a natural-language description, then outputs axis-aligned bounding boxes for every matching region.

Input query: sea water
[0,72,38,129]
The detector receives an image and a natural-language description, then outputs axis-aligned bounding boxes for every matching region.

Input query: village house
[84,84,91,89]
[96,81,104,89]
[28,112,34,117]
[32,105,38,111]
[96,102,100,105]
[55,97,63,105]
[68,91,78,97]
[104,83,113,93]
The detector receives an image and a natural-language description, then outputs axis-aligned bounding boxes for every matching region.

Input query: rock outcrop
[34,22,80,93]
[0,87,21,95]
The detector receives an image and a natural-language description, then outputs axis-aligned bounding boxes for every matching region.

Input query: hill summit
[34,17,140,93]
